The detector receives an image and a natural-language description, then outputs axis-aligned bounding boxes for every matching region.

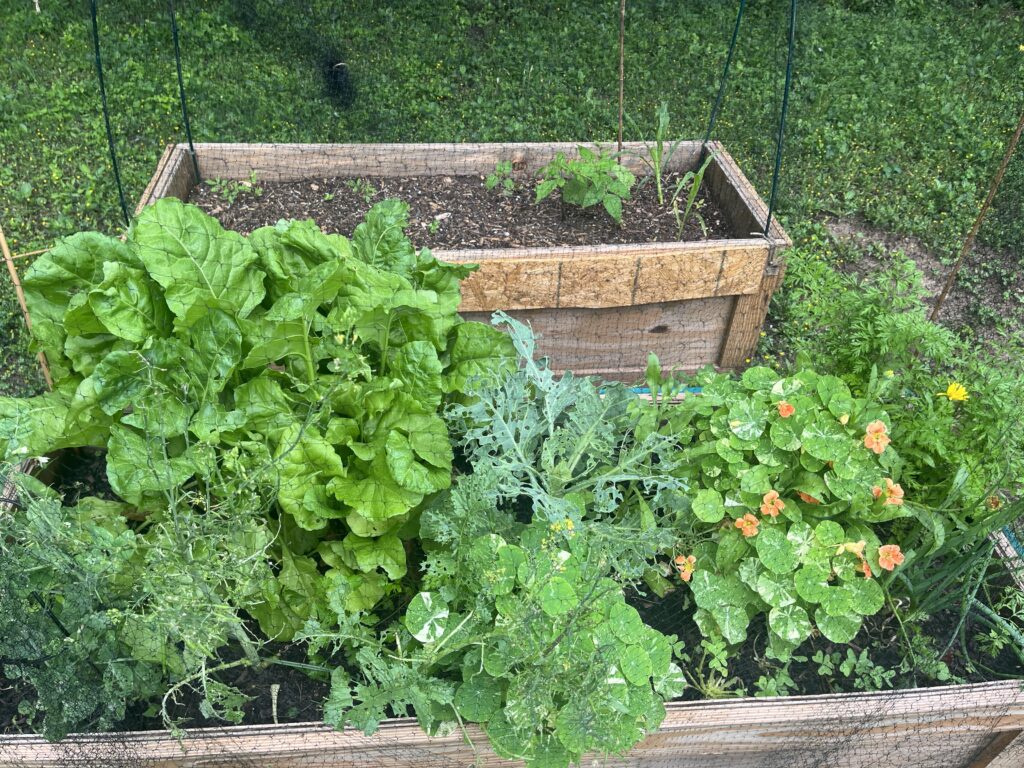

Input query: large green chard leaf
[22,232,141,379]
[130,198,266,326]
[276,424,348,531]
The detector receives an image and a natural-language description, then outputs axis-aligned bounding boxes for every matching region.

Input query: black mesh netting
[3,2,1024,767]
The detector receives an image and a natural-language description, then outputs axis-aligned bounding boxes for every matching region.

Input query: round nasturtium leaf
[820,584,854,617]
[814,520,845,550]
[492,544,526,596]
[756,570,798,608]
[794,564,832,604]
[741,366,778,391]
[607,602,645,643]
[770,419,802,451]
[728,399,769,441]
[712,604,750,645]
[769,604,812,645]
[756,524,798,574]
[618,644,654,686]
[801,420,852,463]
[692,488,726,523]
[538,576,578,617]
[405,591,449,643]
[454,674,505,721]
[845,576,885,616]
[786,522,815,561]
[816,610,862,644]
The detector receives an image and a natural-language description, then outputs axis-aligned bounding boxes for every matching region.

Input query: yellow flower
[884,370,895,378]
[938,382,969,402]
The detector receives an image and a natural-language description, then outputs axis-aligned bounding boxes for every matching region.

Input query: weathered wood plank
[464,298,732,380]
[717,260,786,368]
[2,681,1022,768]
[983,729,1024,768]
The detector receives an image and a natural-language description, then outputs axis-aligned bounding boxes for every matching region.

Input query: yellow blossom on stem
[938,382,968,402]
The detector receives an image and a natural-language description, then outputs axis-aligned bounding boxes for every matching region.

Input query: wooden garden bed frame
[136,141,790,380]
[1,681,1022,767]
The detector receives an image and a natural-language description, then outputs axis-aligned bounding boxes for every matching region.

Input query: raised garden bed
[1,677,1022,767]
[138,141,790,380]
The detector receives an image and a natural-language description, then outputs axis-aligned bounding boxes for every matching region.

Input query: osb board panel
[464,297,733,380]
[2,681,1022,768]
[451,242,769,312]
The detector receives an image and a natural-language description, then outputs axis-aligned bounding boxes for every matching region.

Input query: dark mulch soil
[45,447,117,504]
[632,582,1024,698]
[189,171,734,247]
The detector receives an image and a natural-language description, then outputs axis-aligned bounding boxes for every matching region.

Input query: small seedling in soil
[345,178,376,204]
[206,172,262,205]
[535,146,635,225]
[671,153,715,239]
[485,160,516,195]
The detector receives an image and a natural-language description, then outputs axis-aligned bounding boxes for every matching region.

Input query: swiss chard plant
[535,146,636,224]
[638,361,938,661]
[0,198,514,638]
[313,317,687,768]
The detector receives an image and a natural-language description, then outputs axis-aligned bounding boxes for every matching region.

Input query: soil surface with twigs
[189,171,735,248]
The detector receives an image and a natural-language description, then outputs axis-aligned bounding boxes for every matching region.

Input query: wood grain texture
[136,141,791,372]
[718,258,786,369]
[2,681,1022,767]
[464,297,733,380]
[984,729,1024,768]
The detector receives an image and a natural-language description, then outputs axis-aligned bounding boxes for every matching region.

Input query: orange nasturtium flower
[796,491,821,505]
[878,544,905,571]
[735,513,760,538]
[871,478,904,506]
[860,560,873,579]
[777,401,795,418]
[863,420,891,455]
[674,554,697,582]
[760,490,786,518]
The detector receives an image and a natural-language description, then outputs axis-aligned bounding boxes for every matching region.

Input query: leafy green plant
[535,146,636,224]
[313,317,687,767]
[485,160,515,196]
[346,178,377,204]
[0,466,279,738]
[670,152,715,239]
[0,199,514,640]
[641,359,935,661]
[638,102,681,206]
[205,171,262,205]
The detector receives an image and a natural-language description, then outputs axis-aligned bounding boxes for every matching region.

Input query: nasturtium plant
[0,198,515,634]
[640,360,928,660]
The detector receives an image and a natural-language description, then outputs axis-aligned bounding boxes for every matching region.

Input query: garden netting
[2,2,1024,767]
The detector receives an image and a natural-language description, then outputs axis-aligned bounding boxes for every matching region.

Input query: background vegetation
[1,0,1023,397]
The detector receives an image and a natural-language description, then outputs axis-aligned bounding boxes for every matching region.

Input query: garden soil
[189,171,733,248]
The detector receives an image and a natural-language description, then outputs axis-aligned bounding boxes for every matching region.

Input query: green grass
[1,0,1022,393]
